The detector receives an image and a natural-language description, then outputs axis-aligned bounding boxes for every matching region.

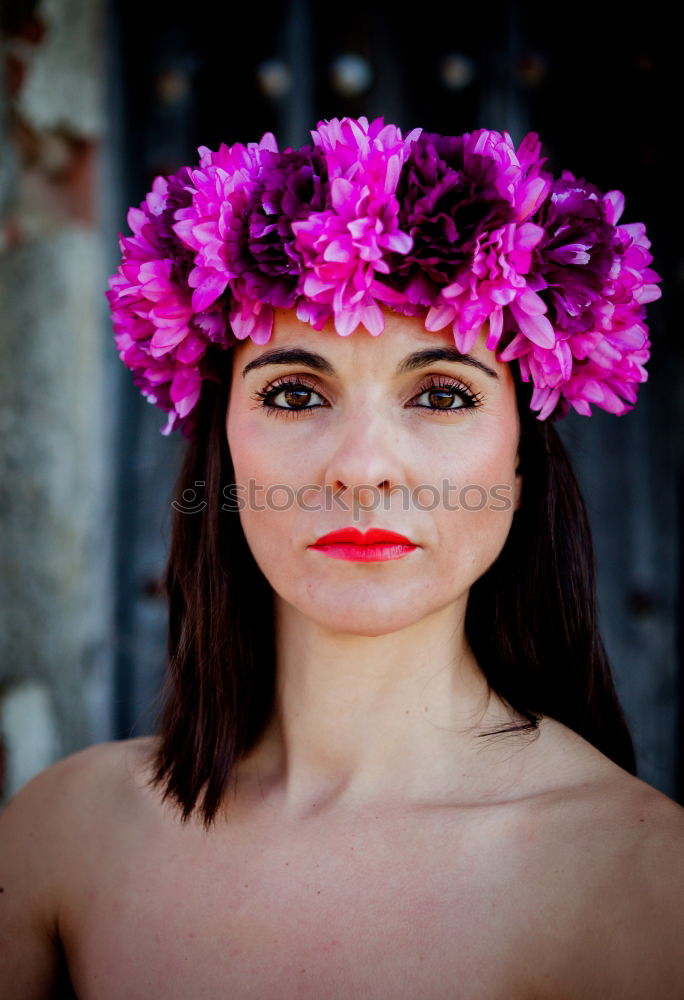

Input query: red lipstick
[309,527,417,562]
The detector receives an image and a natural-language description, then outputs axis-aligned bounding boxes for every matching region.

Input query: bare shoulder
[516,719,684,998]
[529,717,684,879]
[1,736,159,832]
[0,737,161,893]
[575,779,684,998]
[0,738,160,999]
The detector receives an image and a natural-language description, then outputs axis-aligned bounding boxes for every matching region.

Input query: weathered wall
[0,0,114,802]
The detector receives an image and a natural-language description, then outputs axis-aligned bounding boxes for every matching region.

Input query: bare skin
[1,725,684,999]
[2,311,683,996]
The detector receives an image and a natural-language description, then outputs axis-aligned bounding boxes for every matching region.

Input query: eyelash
[250,374,484,419]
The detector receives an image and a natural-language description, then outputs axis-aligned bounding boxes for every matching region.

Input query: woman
[1,118,683,998]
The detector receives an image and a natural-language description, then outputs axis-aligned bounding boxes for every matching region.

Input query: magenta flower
[528,173,619,336]
[383,129,553,352]
[106,170,230,436]
[239,147,328,303]
[106,118,662,432]
[384,133,516,303]
[498,173,661,418]
[291,116,421,336]
[173,134,279,342]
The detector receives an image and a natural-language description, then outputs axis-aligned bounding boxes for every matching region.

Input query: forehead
[232,307,510,380]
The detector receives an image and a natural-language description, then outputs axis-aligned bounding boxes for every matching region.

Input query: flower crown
[106,116,661,437]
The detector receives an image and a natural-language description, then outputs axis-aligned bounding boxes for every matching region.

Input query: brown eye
[423,388,465,410]
[411,376,483,415]
[251,377,328,419]
[278,387,316,409]
[250,374,483,420]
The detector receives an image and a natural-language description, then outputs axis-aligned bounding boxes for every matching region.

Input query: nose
[322,402,404,502]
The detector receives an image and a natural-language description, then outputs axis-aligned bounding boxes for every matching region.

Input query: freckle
[244,883,249,888]
[424,705,428,712]
[405,710,410,715]
[300,968,306,974]
[317,890,321,894]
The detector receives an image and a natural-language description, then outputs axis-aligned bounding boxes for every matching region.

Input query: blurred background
[0,0,681,805]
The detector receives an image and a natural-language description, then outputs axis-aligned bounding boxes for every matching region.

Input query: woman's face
[226,308,522,636]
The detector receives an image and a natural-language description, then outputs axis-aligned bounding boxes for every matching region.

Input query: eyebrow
[241,346,499,380]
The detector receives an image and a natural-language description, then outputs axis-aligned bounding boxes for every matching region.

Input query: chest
[61,815,539,999]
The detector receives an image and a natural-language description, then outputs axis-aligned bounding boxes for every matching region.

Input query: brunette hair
[149,345,636,826]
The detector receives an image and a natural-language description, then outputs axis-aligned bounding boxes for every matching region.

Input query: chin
[281,577,455,638]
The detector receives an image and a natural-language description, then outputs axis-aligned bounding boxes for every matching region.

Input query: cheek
[418,415,519,505]
[226,406,302,586]
[440,498,515,583]
[227,404,314,486]
[423,422,518,578]
[227,405,273,483]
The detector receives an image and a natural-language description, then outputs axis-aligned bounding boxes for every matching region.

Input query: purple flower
[154,167,195,283]
[499,174,661,418]
[290,117,420,336]
[406,130,552,352]
[106,169,230,437]
[106,118,662,432]
[387,132,516,297]
[173,134,279,341]
[228,146,329,309]
[528,172,617,336]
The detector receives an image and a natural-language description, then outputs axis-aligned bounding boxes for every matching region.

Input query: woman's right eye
[251,379,328,419]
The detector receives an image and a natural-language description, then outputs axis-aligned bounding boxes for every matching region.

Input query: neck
[237,595,522,817]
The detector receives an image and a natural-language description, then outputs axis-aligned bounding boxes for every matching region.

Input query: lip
[308,527,418,563]
[312,527,415,546]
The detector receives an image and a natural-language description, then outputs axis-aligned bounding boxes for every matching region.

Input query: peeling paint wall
[0,0,114,803]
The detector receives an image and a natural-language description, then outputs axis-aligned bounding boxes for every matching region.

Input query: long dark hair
[149,346,636,826]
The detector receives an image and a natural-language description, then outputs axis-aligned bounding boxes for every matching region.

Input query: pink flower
[173,134,279,338]
[499,176,661,419]
[425,221,550,354]
[389,129,553,354]
[107,119,662,433]
[290,117,421,336]
[106,169,230,436]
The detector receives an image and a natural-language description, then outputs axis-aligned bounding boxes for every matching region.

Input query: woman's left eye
[410,377,482,414]
[251,375,483,419]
